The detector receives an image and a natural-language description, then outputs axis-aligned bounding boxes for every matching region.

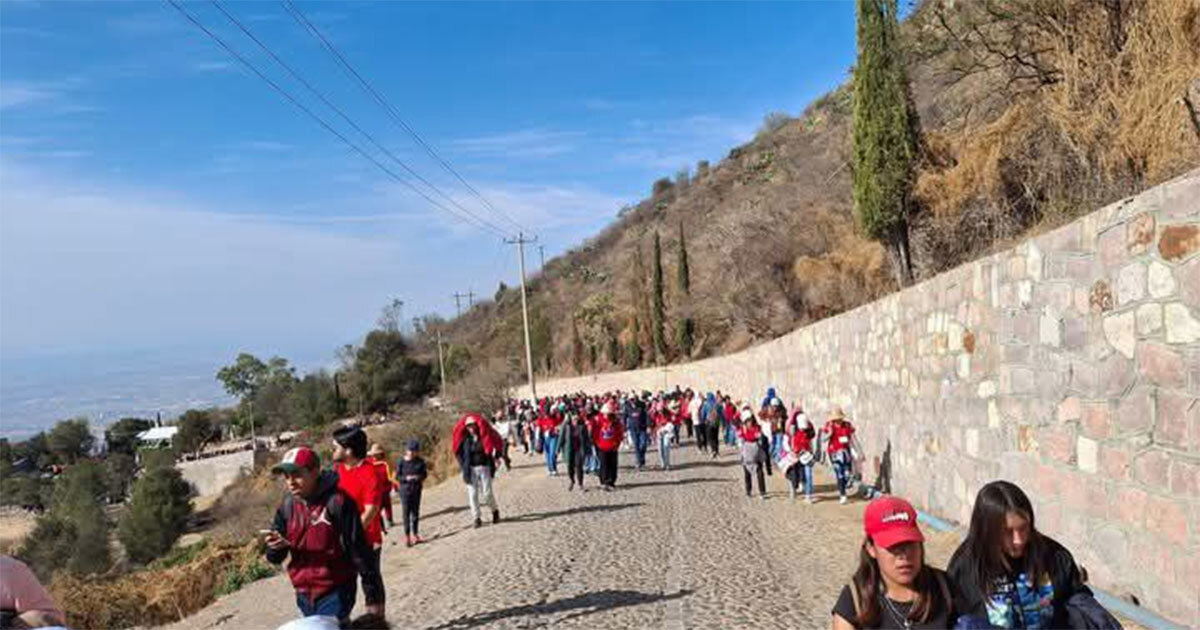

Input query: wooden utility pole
[436,330,447,392]
[452,292,467,317]
[538,245,545,269]
[505,232,538,399]
[467,290,476,308]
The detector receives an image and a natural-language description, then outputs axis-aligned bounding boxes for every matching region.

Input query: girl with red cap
[738,407,770,499]
[832,496,959,630]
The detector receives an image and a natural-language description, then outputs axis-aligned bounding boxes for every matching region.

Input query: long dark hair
[851,537,941,628]
[963,480,1046,596]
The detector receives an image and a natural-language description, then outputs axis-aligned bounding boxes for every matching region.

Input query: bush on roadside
[118,466,194,565]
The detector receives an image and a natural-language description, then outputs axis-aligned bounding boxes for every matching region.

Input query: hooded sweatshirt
[267,470,382,605]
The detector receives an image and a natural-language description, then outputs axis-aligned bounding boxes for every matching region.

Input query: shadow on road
[506,502,644,523]
[422,505,469,520]
[665,458,740,471]
[620,477,725,490]
[427,588,693,629]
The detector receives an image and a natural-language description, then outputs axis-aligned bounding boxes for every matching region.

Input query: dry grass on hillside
[437,0,1199,386]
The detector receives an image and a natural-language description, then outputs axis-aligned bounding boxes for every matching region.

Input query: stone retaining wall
[176,449,263,498]
[518,170,1200,625]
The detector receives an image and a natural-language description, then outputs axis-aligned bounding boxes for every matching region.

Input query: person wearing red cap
[833,496,958,630]
[264,446,384,625]
[455,414,502,528]
[591,401,625,490]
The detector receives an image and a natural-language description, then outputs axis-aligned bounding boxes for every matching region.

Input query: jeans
[771,433,783,459]
[706,424,720,456]
[725,424,736,446]
[467,465,498,520]
[658,431,672,469]
[400,489,421,536]
[695,422,708,451]
[786,463,814,497]
[633,430,649,468]
[296,581,357,622]
[543,435,558,473]
[743,463,766,496]
[598,449,619,486]
[831,451,853,496]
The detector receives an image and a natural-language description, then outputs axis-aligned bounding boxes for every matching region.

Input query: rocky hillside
[426,0,1199,382]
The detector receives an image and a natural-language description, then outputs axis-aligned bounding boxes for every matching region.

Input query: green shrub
[215,559,275,597]
[118,466,194,565]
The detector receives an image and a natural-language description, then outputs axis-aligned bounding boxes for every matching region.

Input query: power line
[166,0,509,238]
[281,0,529,236]
[208,0,512,238]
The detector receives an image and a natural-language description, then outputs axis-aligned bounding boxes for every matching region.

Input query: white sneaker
[839,495,848,505]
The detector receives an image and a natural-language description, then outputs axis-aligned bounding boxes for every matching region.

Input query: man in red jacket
[264,446,383,625]
[592,401,625,490]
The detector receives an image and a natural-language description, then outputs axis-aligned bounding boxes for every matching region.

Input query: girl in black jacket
[947,480,1113,629]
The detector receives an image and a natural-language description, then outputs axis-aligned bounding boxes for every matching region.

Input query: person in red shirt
[332,426,386,619]
[591,401,625,490]
[737,408,769,498]
[822,406,857,504]
[536,411,562,476]
[653,400,676,470]
[786,411,817,503]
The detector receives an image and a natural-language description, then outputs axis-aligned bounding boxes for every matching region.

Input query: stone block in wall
[1158,223,1200,262]
[1096,352,1136,399]
[1097,442,1131,481]
[1102,310,1137,359]
[1169,457,1200,498]
[1178,256,1200,307]
[1098,226,1129,269]
[1155,389,1196,450]
[1080,401,1112,439]
[1115,386,1155,435]
[1111,485,1148,529]
[1132,448,1171,489]
[1136,303,1163,335]
[1157,168,1200,220]
[1164,302,1200,344]
[1144,492,1190,546]
[1115,261,1147,306]
[1039,424,1077,465]
[1138,342,1186,389]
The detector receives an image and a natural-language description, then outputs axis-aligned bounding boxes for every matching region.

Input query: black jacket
[558,421,592,465]
[947,534,1089,629]
[456,434,494,484]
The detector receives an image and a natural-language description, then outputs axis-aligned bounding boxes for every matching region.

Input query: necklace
[879,592,913,630]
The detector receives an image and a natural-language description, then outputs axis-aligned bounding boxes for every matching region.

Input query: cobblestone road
[169,439,960,629]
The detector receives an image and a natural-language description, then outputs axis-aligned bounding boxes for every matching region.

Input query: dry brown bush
[51,540,262,629]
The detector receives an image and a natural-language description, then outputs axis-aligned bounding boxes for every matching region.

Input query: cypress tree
[852,0,920,287]
[675,222,694,357]
[651,231,667,362]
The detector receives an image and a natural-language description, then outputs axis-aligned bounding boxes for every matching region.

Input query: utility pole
[452,292,466,317]
[538,245,545,270]
[467,290,476,308]
[436,330,447,392]
[505,232,538,399]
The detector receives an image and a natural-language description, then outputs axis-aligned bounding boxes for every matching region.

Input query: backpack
[705,404,721,425]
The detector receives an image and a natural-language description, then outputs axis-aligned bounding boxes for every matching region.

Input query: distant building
[135,425,178,449]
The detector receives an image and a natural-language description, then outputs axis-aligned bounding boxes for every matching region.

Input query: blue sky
[0,1,858,430]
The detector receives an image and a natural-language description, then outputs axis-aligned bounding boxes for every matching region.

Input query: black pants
[696,424,708,450]
[706,424,720,455]
[685,419,694,438]
[363,547,385,606]
[598,449,619,486]
[400,489,421,536]
[744,463,766,496]
[567,453,585,486]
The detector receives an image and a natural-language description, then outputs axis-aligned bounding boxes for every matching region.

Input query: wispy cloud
[0,80,58,110]
[613,114,756,172]
[0,158,430,356]
[449,128,585,160]
[192,60,234,73]
[0,78,89,112]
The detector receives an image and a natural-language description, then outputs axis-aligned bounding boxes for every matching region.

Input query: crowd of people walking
[238,385,1122,630]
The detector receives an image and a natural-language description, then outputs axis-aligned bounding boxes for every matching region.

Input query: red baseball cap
[864,496,924,549]
[272,447,320,474]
